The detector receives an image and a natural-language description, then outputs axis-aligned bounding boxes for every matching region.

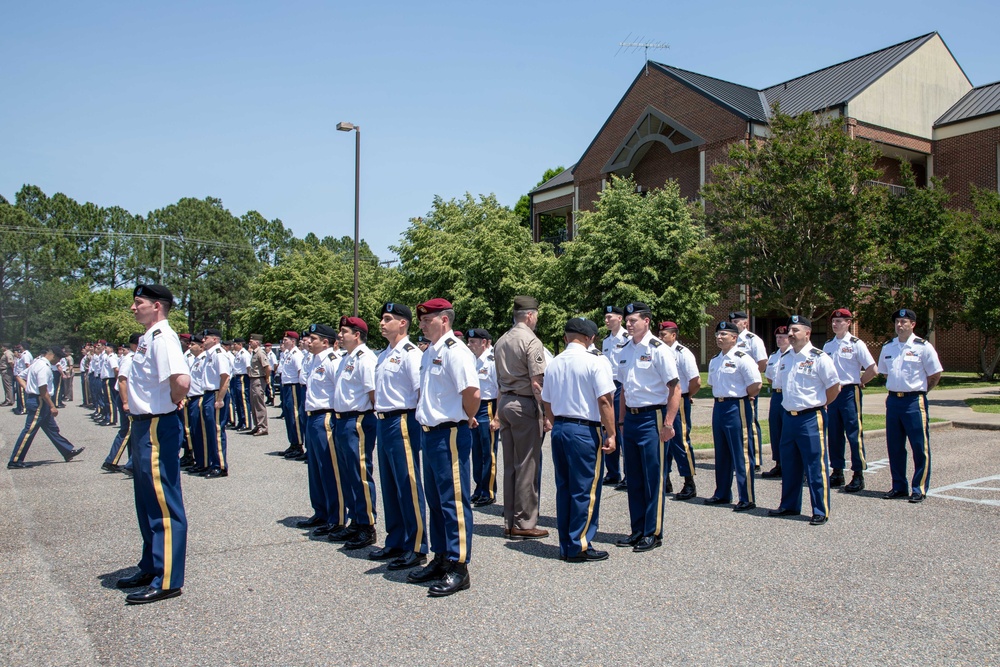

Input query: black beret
[203,328,222,338]
[728,310,748,320]
[133,284,173,303]
[417,335,428,343]
[604,305,624,316]
[894,308,917,321]
[308,323,337,341]
[513,295,539,310]
[624,302,651,315]
[715,321,739,333]
[467,328,492,340]
[129,333,142,345]
[381,302,413,321]
[191,333,205,344]
[788,315,812,327]
[232,337,246,344]
[565,317,598,338]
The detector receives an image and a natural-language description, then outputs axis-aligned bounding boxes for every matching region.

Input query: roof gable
[936,81,1000,127]
[649,63,768,121]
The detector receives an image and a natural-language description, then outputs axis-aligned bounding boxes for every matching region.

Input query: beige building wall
[848,35,972,139]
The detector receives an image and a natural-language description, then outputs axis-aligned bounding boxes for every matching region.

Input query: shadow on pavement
[97,567,139,590]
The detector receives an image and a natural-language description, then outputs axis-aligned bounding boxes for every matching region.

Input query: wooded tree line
[3,109,999,375]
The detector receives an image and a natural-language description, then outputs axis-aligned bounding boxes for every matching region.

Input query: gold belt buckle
[790,410,799,416]
[421,425,430,432]
[896,392,904,398]
[376,412,385,420]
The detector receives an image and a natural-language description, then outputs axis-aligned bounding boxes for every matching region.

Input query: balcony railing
[864,180,908,196]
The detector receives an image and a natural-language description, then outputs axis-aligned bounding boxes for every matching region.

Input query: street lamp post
[337,121,361,317]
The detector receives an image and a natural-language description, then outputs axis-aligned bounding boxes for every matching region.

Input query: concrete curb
[690,420,959,461]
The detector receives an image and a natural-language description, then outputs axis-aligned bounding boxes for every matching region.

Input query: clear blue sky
[2,1,995,260]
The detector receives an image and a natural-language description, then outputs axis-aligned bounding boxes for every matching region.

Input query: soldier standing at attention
[1,342,15,406]
[601,306,629,489]
[466,328,499,507]
[407,298,480,597]
[705,321,762,511]
[878,309,943,503]
[115,284,190,604]
[541,317,617,562]
[762,326,791,479]
[658,321,700,500]
[823,308,877,492]
[729,311,768,470]
[246,334,270,436]
[200,328,232,478]
[768,316,840,525]
[614,303,680,553]
[279,332,306,459]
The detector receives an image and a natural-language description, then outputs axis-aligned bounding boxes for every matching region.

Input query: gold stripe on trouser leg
[752,401,762,466]
[182,403,191,447]
[448,428,468,564]
[292,386,303,445]
[854,388,867,469]
[579,427,604,551]
[817,411,830,517]
[917,396,930,494]
[737,401,753,504]
[400,417,424,551]
[324,414,345,524]
[149,418,174,589]
[12,405,42,461]
[111,417,132,465]
[355,418,375,523]
[215,401,226,469]
[105,382,114,420]
[486,402,497,496]
[655,410,666,535]
[680,402,695,476]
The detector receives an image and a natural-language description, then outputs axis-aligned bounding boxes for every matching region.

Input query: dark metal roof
[529,164,575,194]
[650,63,768,122]
[762,33,937,116]
[935,81,1000,127]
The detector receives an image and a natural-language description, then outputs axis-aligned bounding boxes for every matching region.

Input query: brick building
[530,32,999,371]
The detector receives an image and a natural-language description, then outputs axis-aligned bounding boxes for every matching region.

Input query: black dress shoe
[664,477,673,494]
[704,496,730,505]
[345,526,376,549]
[844,473,865,493]
[761,465,782,478]
[428,562,470,597]
[473,497,496,507]
[290,451,308,461]
[7,461,28,469]
[883,489,909,500]
[614,480,628,491]
[312,523,341,537]
[675,478,697,500]
[178,456,195,468]
[754,465,761,473]
[368,546,405,561]
[101,461,118,472]
[328,524,360,542]
[387,551,427,571]
[564,547,609,563]
[602,474,621,486]
[116,571,155,589]
[407,554,447,583]
[809,514,828,526]
[125,586,182,605]
[204,468,228,478]
[829,469,846,487]
[733,501,756,512]
[187,466,208,475]
[633,535,662,553]
[283,447,304,459]
[615,532,642,548]
[296,515,325,528]
[908,492,926,504]
[64,447,85,462]
[768,508,800,517]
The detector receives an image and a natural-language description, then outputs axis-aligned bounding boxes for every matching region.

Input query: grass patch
[965,397,1000,413]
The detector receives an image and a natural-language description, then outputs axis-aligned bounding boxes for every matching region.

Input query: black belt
[772,388,782,393]
[376,408,414,420]
[891,391,926,397]
[787,406,822,417]
[501,391,534,398]
[308,408,336,416]
[187,394,203,399]
[131,410,180,422]
[204,389,217,395]
[422,421,460,432]
[843,383,860,387]
[554,416,601,428]
[336,410,373,419]
[681,392,690,398]
[715,396,747,402]
[626,404,665,414]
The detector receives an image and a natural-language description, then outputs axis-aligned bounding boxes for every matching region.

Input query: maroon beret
[416,298,453,316]
[339,316,368,334]
[178,333,192,341]
[659,321,678,331]
[283,330,299,340]
[774,326,789,335]
[831,308,853,319]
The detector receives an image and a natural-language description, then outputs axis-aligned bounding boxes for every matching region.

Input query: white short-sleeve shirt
[333,344,376,413]
[823,334,876,385]
[416,330,479,427]
[375,338,422,412]
[779,343,841,412]
[541,342,615,422]
[618,331,679,408]
[878,336,943,393]
[128,319,189,415]
[708,348,762,398]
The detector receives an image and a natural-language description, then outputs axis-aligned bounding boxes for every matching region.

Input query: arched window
[603,105,705,174]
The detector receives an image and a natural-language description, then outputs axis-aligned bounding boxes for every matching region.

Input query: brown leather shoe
[253,430,268,436]
[509,527,549,540]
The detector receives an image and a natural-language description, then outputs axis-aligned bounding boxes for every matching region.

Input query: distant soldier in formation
[601,305,629,489]
[658,321,699,500]
[246,334,271,436]
[762,326,791,479]
[1,342,16,407]
[466,328,499,507]
[729,311,768,471]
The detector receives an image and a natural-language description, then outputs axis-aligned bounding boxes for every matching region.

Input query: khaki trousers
[248,377,268,431]
[498,394,543,530]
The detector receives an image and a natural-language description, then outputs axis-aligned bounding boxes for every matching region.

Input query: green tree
[514,166,567,236]
[393,194,558,343]
[239,210,293,266]
[702,110,884,318]
[856,164,962,340]
[554,175,717,338]
[956,188,1000,378]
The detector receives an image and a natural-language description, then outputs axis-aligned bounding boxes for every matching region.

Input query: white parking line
[927,475,1000,507]
[863,458,891,473]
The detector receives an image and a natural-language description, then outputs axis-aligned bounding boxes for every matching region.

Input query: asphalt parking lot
[2,402,998,666]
